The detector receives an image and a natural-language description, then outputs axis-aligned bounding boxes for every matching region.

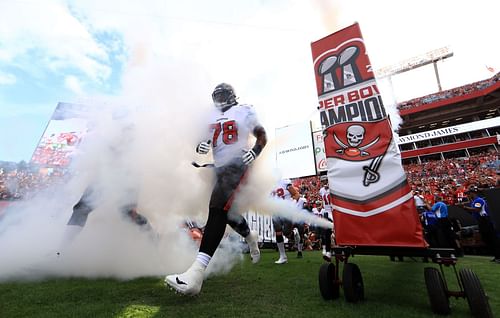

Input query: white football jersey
[296,196,307,209]
[207,104,260,167]
[274,178,293,200]
[319,186,333,213]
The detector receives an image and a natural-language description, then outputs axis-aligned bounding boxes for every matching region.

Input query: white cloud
[50,0,325,132]
[0,71,16,85]
[64,75,84,95]
[0,1,112,82]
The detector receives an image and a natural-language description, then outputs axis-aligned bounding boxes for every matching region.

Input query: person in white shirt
[413,190,427,213]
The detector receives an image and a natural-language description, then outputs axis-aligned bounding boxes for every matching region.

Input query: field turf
[0,250,498,317]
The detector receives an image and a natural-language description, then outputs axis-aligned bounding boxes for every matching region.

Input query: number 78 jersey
[208,104,261,167]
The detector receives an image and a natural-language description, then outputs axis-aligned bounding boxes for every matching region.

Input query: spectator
[413,190,427,213]
[460,187,500,263]
[431,195,463,256]
[423,190,435,207]
[403,151,497,205]
[421,209,439,248]
[0,167,67,201]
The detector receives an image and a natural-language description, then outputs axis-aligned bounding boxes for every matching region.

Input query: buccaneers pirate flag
[311,23,426,247]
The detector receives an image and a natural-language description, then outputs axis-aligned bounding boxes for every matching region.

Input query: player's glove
[242,149,257,165]
[242,145,263,165]
[196,140,211,154]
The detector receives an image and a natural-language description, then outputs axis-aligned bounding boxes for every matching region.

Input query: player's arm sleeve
[253,125,267,150]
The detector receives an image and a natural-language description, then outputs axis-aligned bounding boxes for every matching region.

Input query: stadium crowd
[398,72,500,111]
[291,151,498,208]
[2,150,498,259]
[0,168,66,200]
[293,176,323,209]
[405,152,499,206]
[2,150,497,206]
[289,151,499,260]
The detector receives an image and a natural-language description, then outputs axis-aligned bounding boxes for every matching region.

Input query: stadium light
[375,46,454,92]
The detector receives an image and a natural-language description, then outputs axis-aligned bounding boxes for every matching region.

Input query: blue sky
[0,2,126,162]
[1,0,498,163]
[0,28,125,161]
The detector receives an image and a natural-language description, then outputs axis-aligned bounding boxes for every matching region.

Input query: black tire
[319,263,339,300]
[424,267,450,315]
[343,263,364,303]
[459,268,493,318]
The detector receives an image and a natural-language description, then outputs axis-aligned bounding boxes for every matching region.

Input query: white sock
[277,242,286,258]
[196,252,211,269]
[294,230,300,245]
[298,243,303,252]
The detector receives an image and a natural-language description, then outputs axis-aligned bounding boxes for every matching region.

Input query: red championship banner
[311,23,426,247]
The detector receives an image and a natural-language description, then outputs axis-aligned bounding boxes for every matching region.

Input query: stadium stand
[1,73,498,254]
[292,73,499,255]
[398,72,499,113]
[0,167,66,200]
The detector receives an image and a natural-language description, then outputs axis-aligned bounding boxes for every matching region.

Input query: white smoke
[0,56,219,281]
[235,156,333,229]
[0,1,335,281]
[0,97,332,281]
[0,59,331,282]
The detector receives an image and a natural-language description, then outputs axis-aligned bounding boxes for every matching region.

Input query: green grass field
[0,250,498,318]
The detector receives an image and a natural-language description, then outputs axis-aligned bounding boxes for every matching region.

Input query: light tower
[375,46,454,93]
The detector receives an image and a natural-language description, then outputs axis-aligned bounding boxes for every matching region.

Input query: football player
[165,83,267,296]
[272,179,301,264]
[293,194,308,258]
[57,118,156,255]
[319,178,334,261]
[58,187,155,255]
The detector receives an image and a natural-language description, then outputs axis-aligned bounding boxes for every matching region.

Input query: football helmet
[212,83,237,110]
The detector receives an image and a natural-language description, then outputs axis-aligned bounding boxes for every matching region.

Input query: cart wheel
[343,263,364,303]
[319,263,339,300]
[459,268,493,318]
[424,267,450,315]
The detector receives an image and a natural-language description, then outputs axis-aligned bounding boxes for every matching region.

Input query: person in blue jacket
[460,187,500,263]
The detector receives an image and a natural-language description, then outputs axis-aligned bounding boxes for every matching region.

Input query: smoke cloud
[0,1,335,281]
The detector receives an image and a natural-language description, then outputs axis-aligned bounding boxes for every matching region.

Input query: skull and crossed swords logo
[333,124,380,157]
[329,124,384,187]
